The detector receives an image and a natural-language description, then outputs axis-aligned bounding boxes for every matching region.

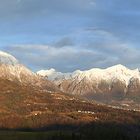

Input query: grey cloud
[52,37,74,48]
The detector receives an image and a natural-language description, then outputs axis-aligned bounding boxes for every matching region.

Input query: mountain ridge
[37,64,140,86]
[37,64,140,104]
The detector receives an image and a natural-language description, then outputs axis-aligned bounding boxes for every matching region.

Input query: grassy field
[0,130,136,140]
[0,131,82,140]
[0,123,139,140]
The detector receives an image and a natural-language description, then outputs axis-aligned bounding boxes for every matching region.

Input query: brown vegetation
[0,77,139,139]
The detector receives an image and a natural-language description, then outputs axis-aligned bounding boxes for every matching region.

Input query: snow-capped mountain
[0,51,58,91]
[37,65,140,100]
[37,64,140,86]
[0,51,33,82]
[37,68,72,82]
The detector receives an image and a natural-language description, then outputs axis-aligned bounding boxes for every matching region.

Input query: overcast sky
[1,0,140,72]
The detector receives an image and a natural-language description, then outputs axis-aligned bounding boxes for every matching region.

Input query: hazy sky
[1,0,140,72]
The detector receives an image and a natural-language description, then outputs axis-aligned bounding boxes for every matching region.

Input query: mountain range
[37,65,140,107]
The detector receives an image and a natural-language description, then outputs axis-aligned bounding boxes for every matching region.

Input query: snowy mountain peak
[37,68,72,81]
[0,50,38,83]
[106,64,128,71]
[106,64,132,73]
[37,69,55,77]
[0,51,19,65]
[37,64,140,86]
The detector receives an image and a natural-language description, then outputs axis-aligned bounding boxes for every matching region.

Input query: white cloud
[3,28,140,72]
[4,40,140,72]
